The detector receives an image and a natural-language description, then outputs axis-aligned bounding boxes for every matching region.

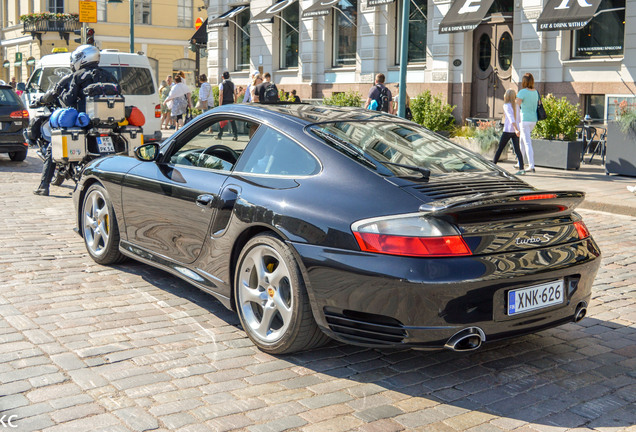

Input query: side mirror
[134,143,160,161]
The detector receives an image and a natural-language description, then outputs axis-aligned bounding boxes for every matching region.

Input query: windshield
[309,121,494,176]
[28,66,73,93]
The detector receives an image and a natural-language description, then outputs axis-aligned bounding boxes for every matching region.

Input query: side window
[237,127,320,176]
[169,117,258,171]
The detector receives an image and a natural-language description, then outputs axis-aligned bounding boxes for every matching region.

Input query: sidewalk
[496,159,636,216]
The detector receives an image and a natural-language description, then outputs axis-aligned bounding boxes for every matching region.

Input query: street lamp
[108,0,135,53]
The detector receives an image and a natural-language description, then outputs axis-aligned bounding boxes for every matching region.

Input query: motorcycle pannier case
[51,128,87,162]
[85,95,125,124]
[120,126,144,157]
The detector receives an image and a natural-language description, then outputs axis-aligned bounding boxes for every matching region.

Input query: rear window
[0,88,21,106]
[310,121,494,175]
[102,67,155,95]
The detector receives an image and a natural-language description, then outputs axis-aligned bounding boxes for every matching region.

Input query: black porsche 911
[73,104,601,354]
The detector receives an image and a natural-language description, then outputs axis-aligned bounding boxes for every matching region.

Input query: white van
[24,49,162,141]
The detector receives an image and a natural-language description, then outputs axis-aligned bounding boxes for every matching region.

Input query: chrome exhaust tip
[574,302,587,322]
[444,327,485,352]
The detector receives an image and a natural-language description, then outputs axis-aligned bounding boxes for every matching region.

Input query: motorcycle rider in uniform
[61,45,119,111]
[32,73,73,196]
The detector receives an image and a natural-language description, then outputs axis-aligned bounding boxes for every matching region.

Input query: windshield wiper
[378,161,430,181]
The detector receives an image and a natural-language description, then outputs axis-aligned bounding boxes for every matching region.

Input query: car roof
[213,103,398,127]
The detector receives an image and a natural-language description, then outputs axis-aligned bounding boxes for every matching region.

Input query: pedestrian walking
[290,89,301,103]
[158,80,171,130]
[255,73,279,103]
[9,76,16,89]
[493,89,525,175]
[250,74,263,103]
[163,75,192,130]
[217,71,238,140]
[393,83,410,119]
[197,74,214,111]
[516,73,540,173]
[364,73,393,114]
[243,70,260,103]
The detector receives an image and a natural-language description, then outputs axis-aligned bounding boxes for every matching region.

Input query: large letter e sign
[458,0,482,14]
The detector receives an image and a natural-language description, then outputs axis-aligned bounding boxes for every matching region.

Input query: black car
[0,84,29,161]
[73,104,601,354]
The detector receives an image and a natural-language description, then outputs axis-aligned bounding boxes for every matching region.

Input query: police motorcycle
[26,85,143,186]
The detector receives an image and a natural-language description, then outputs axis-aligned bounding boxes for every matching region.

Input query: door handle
[196,194,214,208]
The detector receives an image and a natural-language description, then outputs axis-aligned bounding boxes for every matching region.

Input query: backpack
[375,85,389,112]
[263,82,279,103]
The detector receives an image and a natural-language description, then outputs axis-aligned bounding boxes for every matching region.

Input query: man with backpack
[255,72,279,103]
[217,71,238,140]
[364,73,393,114]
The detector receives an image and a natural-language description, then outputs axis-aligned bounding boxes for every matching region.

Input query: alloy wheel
[83,189,110,257]
[237,244,294,343]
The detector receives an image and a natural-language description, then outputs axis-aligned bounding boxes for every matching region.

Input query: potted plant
[606,100,636,177]
[532,95,583,170]
[410,90,456,136]
[450,122,508,160]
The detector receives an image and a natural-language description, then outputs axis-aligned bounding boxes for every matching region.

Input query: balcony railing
[23,20,81,33]
[23,20,81,44]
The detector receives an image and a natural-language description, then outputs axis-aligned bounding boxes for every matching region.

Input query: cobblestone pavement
[1,154,635,432]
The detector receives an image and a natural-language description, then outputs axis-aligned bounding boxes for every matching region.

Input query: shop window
[584,95,605,121]
[135,0,151,25]
[178,0,193,28]
[280,3,299,69]
[48,0,63,13]
[395,0,427,65]
[572,0,625,58]
[235,7,250,71]
[333,1,357,67]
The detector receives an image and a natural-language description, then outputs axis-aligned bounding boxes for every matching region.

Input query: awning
[438,0,495,33]
[190,18,208,44]
[209,4,248,28]
[26,58,36,66]
[368,0,395,5]
[251,0,297,24]
[537,0,602,31]
[303,0,340,18]
[2,61,9,68]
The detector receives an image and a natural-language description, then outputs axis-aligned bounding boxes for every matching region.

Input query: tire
[8,149,27,162]
[50,165,65,186]
[234,233,329,354]
[81,184,126,265]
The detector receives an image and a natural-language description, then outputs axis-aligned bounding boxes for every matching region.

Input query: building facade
[206,0,632,122]
[1,0,202,87]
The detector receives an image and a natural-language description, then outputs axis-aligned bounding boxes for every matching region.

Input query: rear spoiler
[419,191,586,222]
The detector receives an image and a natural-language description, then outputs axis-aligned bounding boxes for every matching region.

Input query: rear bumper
[292,238,601,349]
[0,132,28,152]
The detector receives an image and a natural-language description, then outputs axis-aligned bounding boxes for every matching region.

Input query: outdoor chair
[587,127,607,164]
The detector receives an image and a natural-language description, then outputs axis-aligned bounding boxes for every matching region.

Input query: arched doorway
[172,58,196,86]
[471,1,514,119]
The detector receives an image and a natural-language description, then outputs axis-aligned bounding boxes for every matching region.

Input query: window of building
[333,1,357,67]
[48,0,64,13]
[97,0,107,22]
[235,7,250,71]
[572,0,625,58]
[396,0,427,65]
[135,0,151,25]
[280,3,299,69]
[583,95,605,121]
[178,0,193,28]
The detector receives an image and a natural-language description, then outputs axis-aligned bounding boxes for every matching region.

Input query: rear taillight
[10,110,29,119]
[155,104,161,118]
[519,194,557,201]
[352,214,472,257]
[573,221,590,239]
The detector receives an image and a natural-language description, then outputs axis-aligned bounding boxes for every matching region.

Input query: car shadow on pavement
[112,260,635,430]
[0,153,42,174]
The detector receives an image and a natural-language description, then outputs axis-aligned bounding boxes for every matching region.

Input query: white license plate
[508,280,564,316]
[97,136,115,153]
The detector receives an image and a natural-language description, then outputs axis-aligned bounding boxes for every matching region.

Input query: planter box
[605,121,636,177]
[533,139,584,170]
[450,137,508,161]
